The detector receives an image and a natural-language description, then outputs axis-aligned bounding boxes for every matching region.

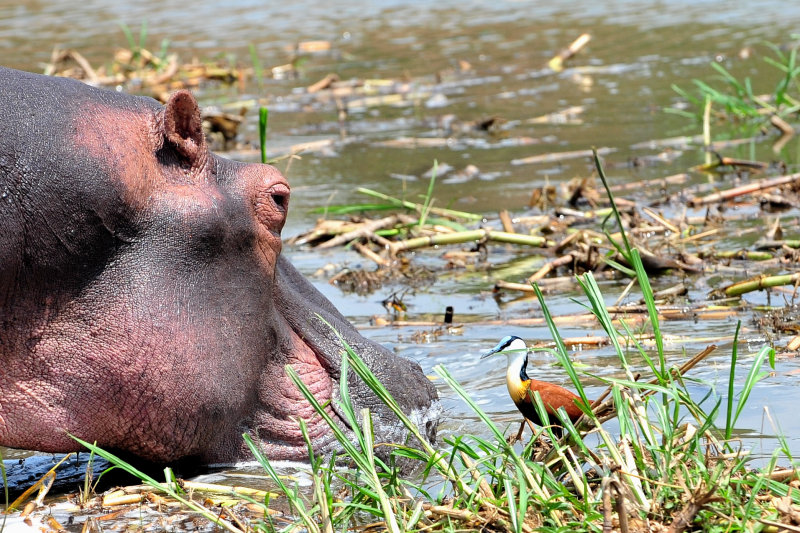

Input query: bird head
[481,335,529,372]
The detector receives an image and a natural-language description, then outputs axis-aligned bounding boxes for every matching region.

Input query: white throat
[502,338,528,393]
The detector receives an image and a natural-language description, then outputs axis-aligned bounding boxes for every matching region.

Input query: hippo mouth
[247,327,352,461]
[242,256,439,463]
[246,322,438,462]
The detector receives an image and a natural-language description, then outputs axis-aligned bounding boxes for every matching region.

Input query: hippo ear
[162,90,206,164]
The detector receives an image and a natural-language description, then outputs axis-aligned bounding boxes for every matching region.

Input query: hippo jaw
[244,326,441,463]
[243,257,441,462]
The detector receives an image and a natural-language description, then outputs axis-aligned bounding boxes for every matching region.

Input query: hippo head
[0,67,438,464]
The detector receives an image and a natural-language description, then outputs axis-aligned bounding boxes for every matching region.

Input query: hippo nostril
[266,183,290,213]
[272,192,287,210]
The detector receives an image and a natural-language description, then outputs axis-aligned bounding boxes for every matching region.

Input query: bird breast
[506,363,529,406]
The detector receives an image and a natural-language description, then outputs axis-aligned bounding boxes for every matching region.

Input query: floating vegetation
[289,156,800,350]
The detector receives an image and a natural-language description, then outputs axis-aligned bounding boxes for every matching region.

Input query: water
[2,0,800,494]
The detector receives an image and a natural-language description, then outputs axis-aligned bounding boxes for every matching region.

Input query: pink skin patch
[250,325,339,459]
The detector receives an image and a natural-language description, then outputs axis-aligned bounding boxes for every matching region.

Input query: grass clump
[245,280,785,532]
[669,37,800,127]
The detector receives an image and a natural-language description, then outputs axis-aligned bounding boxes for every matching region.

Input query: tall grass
[259,106,269,165]
[250,44,264,88]
[242,290,781,531]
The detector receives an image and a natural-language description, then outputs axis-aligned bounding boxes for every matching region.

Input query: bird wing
[527,380,586,421]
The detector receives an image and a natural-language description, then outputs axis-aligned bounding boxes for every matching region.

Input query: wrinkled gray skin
[0,66,438,464]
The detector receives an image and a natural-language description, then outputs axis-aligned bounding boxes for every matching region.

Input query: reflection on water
[2,0,800,489]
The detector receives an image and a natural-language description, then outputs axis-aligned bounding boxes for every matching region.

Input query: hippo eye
[253,184,290,230]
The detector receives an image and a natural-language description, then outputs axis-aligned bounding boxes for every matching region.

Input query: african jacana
[482,335,587,438]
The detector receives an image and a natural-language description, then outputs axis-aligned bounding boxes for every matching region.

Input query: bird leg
[506,420,527,445]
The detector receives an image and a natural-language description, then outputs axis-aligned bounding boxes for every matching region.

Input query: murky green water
[3,0,800,499]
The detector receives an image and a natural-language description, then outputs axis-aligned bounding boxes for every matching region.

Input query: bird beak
[480,346,502,359]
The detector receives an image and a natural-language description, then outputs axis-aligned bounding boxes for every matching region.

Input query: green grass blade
[533,283,590,406]
[356,187,483,221]
[249,43,264,87]
[259,107,269,164]
[418,160,438,228]
[594,149,666,379]
[243,434,318,533]
[361,409,401,533]
[725,321,741,440]
[137,20,147,52]
[118,23,136,52]
[284,365,372,474]
[734,344,775,426]
[630,249,665,378]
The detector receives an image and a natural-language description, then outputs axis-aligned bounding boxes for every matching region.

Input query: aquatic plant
[250,43,264,88]
[669,38,800,128]
[259,106,269,165]
[118,21,171,72]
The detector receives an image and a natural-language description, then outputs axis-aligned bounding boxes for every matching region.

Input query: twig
[494,278,577,294]
[458,452,494,500]
[711,250,773,261]
[316,215,405,249]
[693,156,768,173]
[767,468,800,482]
[511,147,615,166]
[601,476,628,533]
[525,105,585,125]
[641,207,680,234]
[547,33,591,72]
[389,229,548,255]
[666,483,721,533]
[787,336,800,351]
[688,172,800,206]
[307,73,340,93]
[758,519,800,533]
[716,272,800,298]
[499,210,515,233]
[527,254,575,283]
[770,114,795,136]
[609,173,689,193]
[353,242,390,266]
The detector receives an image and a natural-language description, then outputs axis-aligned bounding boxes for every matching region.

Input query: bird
[482,335,588,439]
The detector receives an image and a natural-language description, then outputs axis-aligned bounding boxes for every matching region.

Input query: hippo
[0,66,438,464]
